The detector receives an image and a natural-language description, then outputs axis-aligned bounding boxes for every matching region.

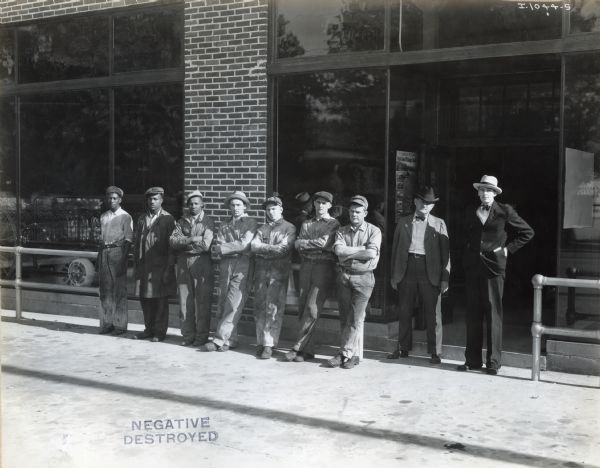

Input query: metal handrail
[531,274,600,381]
[0,245,99,319]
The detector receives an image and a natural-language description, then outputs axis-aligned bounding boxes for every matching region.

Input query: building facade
[1,0,599,347]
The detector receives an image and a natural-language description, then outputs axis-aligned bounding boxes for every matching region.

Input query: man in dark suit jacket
[133,186,176,342]
[458,175,534,375]
[388,186,450,364]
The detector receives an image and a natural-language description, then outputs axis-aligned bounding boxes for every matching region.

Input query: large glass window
[17,16,109,83]
[114,8,183,72]
[391,0,562,52]
[277,69,387,315]
[0,29,15,84]
[276,0,386,58]
[115,83,184,220]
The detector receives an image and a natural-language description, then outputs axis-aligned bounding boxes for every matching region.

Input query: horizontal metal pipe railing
[531,274,600,381]
[0,245,99,319]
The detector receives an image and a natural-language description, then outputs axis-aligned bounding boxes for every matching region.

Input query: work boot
[259,346,272,360]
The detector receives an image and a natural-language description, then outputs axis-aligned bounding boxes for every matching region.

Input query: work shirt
[169,211,215,255]
[296,215,340,262]
[100,207,133,245]
[333,221,381,273]
[408,215,428,255]
[251,217,296,279]
[217,214,258,256]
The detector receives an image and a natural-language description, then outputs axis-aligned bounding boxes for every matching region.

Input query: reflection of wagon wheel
[67,258,96,287]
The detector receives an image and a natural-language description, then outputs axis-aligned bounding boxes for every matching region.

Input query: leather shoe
[255,345,264,357]
[485,366,498,375]
[151,337,164,343]
[430,354,441,364]
[181,340,193,347]
[456,363,483,372]
[98,327,114,335]
[326,354,344,368]
[342,356,360,369]
[133,331,152,340]
[217,344,229,352]
[258,346,272,359]
[203,342,218,352]
[284,350,297,361]
[387,349,409,359]
[111,329,127,336]
[293,352,314,362]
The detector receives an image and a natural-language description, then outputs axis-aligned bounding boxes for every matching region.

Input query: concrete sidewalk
[1,310,599,468]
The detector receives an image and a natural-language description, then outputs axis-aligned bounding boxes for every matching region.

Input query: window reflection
[391,0,561,52]
[114,8,183,72]
[277,69,386,314]
[17,16,108,83]
[0,97,17,261]
[114,84,184,220]
[277,0,385,58]
[569,0,600,33]
[0,29,15,84]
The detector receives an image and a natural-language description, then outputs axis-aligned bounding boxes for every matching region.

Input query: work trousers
[336,270,375,359]
[291,260,336,355]
[176,254,214,345]
[464,264,504,369]
[397,256,441,355]
[253,259,291,347]
[98,246,129,331]
[212,255,252,347]
[140,296,169,340]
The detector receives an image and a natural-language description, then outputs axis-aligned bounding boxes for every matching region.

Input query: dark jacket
[462,201,534,277]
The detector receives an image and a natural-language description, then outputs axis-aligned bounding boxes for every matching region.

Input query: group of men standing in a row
[97,174,534,374]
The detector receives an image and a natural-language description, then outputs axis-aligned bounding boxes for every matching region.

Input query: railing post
[566,267,577,326]
[15,246,22,320]
[531,274,544,381]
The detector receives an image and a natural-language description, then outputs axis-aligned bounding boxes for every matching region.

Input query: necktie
[480,205,491,211]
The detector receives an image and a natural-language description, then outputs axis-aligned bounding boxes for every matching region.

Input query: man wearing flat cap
[133,186,176,342]
[388,186,450,364]
[98,186,133,336]
[285,191,340,363]
[169,190,215,347]
[458,175,534,375]
[250,194,296,359]
[327,195,381,369]
[205,191,257,352]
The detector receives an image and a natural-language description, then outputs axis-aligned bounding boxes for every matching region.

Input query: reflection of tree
[326,0,384,53]
[277,14,305,58]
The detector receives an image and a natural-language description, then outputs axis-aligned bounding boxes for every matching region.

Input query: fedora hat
[415,186,439,203]
[224,190,250,207]
[473,175,502,194]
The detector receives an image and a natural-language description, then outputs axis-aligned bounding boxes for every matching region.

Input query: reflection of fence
[531,274,600,381]
[0,245,98,320]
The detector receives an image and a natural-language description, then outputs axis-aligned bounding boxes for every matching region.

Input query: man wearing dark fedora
[251,194,296,359]
[169,190,215,347]
[98,185,133,336]
[133,187,176,342]
[205,191,257,352]
[285,191,340,363]
[388,186,450,364]
[458,175,534,375]
[327,195,381,370]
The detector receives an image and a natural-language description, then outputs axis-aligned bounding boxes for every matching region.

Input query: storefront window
[0,97,17,263]
[17,16,109,83]
[277,69,386,315]
[114,8,183,72]
[19,91,109,247]
[0,29,15,84]
[569,0,600,33]
[391,0,561,52]
[114,84,184,220]
[276,0,385,58]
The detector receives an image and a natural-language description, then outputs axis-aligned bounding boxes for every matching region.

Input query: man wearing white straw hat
[457,175,534,375]
[204,191,257,352]
[169,190,215,347]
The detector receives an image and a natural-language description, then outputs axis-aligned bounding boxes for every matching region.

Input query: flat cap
[224,190,250,207]
[186,190,204,204]
[145,186,165,197]
[313,191,333,204]
[349,195,368,209]
[105,186,124,197]
[262,195,283,209]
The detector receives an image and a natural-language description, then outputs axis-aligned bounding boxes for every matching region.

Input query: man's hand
[440,280,449,294]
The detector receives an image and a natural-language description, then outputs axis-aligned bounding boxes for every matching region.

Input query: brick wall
[184,0,269,220]
[0,0,160,23]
